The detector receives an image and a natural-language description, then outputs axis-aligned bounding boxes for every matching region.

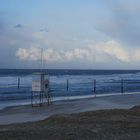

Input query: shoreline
[0,93,140,125]
[1,91,140,110]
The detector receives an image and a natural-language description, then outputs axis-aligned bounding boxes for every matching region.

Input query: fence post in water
[18,77,20,89]
[31,92,33,107]
[67,79,69,91]
[94,80,96,97]
[121,79,124,95]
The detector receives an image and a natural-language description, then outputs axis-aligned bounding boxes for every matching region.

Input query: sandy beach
[0,93,140,139]
[0,93,140,125]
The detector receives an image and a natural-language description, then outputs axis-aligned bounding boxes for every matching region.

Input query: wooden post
[121,79,124,95]
[18,77,20,89]
[31,92,33,107]
[67,79,69,91]
[39,92,42,106]
[94,80,96,97]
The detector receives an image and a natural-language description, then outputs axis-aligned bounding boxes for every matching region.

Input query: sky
[0,0,140,69]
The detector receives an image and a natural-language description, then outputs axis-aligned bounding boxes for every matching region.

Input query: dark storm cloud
[96,0,140,46]
[14,24,24,28]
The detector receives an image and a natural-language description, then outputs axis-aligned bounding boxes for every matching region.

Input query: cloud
[96,0,140,46]
[40,28,48,33]
[0,21,3,29]
[16,40,140,64]
[14,24,24,28]
[33,32,48,45]
[0,17,6,33]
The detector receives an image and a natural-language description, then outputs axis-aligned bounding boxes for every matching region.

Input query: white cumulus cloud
[16,40,140,64]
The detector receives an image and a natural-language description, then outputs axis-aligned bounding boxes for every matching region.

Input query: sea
[1,69,140,109]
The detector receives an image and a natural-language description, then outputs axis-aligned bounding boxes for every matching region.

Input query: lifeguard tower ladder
[31,49,52,107]
[31,72,52,107]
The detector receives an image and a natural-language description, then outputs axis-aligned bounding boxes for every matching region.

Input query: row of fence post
[65,79,125,95]
[66,79,97,93]
[16,77,125,94]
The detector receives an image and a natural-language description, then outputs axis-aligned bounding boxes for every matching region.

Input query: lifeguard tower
[31,49,52,107]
